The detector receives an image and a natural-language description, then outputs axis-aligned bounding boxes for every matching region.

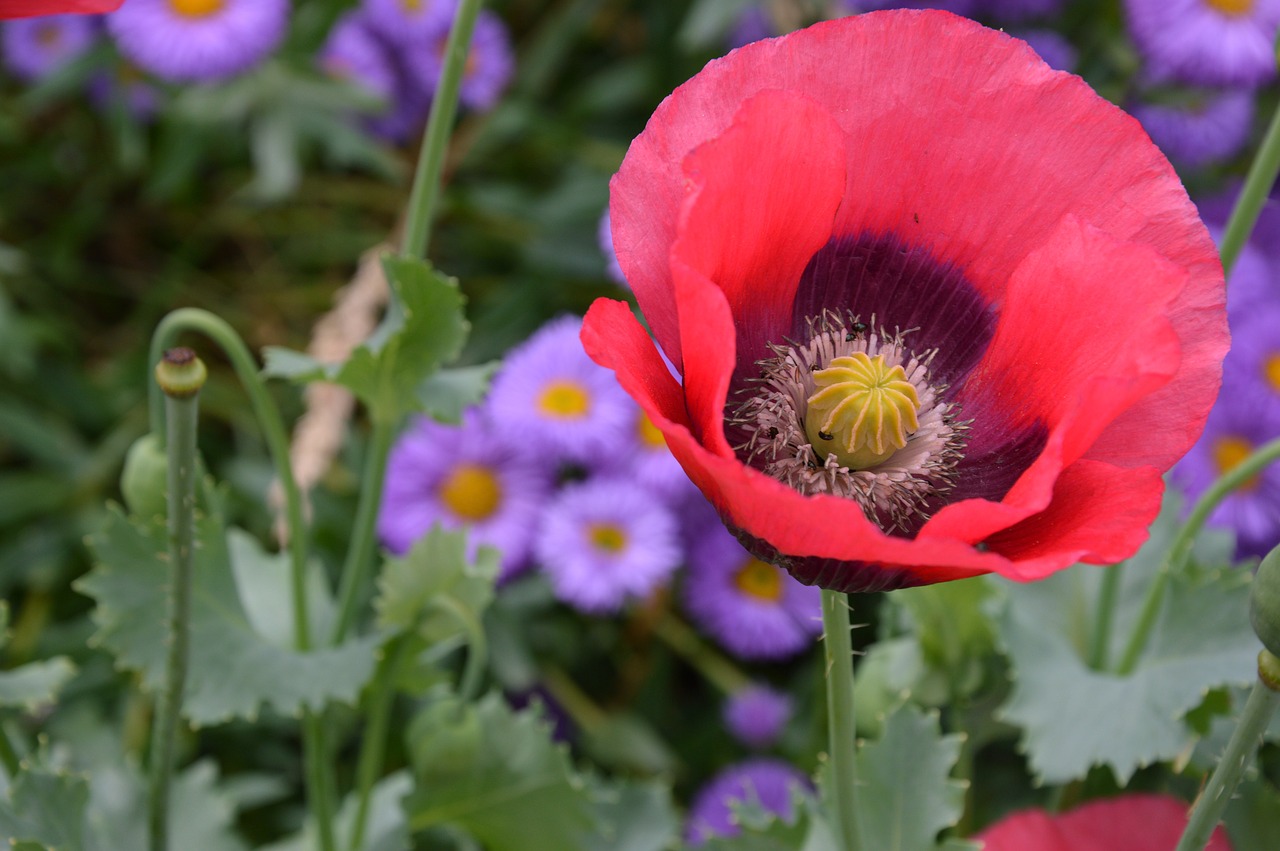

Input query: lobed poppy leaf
[78,507,379,725]
[996,493,1256,783]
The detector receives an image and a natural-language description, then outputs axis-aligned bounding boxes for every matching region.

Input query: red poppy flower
[977,794,1231,850]
[0,0,122,17]
[581,11,1227,593]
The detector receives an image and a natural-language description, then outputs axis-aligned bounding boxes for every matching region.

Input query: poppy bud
[1250,544,1280,677]
[120,433,168,519]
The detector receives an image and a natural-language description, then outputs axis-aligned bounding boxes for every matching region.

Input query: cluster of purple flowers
[1,0,512,139]
[319,0,512,142]
[1171,195,1280,560]
[378,314,825,651]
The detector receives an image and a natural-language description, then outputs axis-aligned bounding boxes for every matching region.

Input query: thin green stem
[148,309,312,649]
[148,379,200,851]
[430,597,488,704]
[1219,99,1280,276]
[822,590,862,851]
[1174,651,1280,851]
[330,419,395,645]
[653,614,752,695]
[348,636,411,851]
[1117,436,1280,675]
[540,666,608,731]
[401,0,485,260]
[1088,562,1124,671]
[147,313,335,851]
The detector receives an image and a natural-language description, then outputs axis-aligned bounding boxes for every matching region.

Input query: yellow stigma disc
[805,352,920,470]
[439,463,503,521]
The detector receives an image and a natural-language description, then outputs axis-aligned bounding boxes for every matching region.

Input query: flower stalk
[1173,651,1280,851]
[822,589,862,851]
[1117,435,1280,675]
[1218,93,1280,276]
[147,348,205,851]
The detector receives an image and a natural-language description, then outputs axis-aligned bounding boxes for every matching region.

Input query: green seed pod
[120,433,168,519]
[1249,544,1280,661]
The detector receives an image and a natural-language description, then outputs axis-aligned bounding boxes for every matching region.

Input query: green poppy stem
[348,634,412,851]
[1087,561,1123,671]
[1173,651,1280,851]
[1218,98,1280,277]
[146,313,336,851]
[329,418,395,646]
[654,613,752,695]
[401,0,485,261]
[822,589,862,851]
[1117,436,1280,675]
[147,349,204,851]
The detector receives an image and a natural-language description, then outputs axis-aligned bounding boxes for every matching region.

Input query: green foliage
[0,757,246,851]
[78,507,379,725]
[1224,775,1280,851]
[996,495,1257,783]
[853,705,967,851]
[403,693,600,849]
[585,780,680,851]
[263,256,469,424]
[0,603,75,711]
[374,525,498,644]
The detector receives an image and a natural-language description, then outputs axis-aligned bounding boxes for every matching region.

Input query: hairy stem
[822,590,862,851]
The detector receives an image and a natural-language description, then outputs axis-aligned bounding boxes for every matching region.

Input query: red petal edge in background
[977,794,1232,851]
[0,0,122,18]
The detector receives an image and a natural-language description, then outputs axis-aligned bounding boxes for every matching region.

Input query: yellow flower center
[169,0,225,18]
[1205,0,1253,15]
[805,352,921,469]
[637,411,666,450]
[734,558,784,602]
[589,523,628,553]
[537,379,591,419]
[438,463,502,521]
[402,0,424,9]
[1212,436,1259,490]
[1265,353,1280,393]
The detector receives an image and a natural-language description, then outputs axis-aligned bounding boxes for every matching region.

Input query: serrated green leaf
[0,758,245,851]
[403,693,600,850]
[374,525,498,644]
[78,507,378,725]
[227,528,337,648]
[418,362,499,424]
[263,257,468,423]
[0,602,75,711]
[996,495,1258,784]
[586,779,679,851]
[261,771,412,851]
[854,705,966,851]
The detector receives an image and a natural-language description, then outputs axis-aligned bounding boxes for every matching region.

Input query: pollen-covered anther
[805,353,921,469]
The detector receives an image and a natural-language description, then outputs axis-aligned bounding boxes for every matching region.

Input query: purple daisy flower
[597,209,628,288]
[683,523,822,661]
[1171,385,1280,559]
[318,11,396,104]
[377,408,550,581]
[724,684,792,750]
[685,758,813,845]
[1221,300,1280,424]
[1124,0,1280,87]
[107,0,288,83]
[1016,29,1077,72]
[411,6,512,110]
[361,0,451,46]
[535,477,681,614]
[1132,90,1254,168]
[487,315,634,470]
[594,401,697,504]
[3,14,97,81]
